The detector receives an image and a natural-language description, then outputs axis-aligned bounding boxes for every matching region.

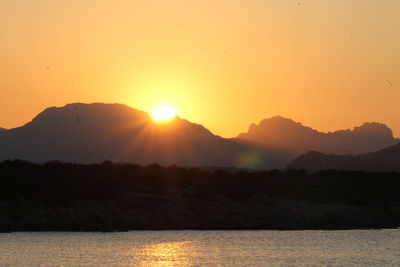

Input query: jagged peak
[259,116,300,125]
[244,115,319,136]
[352,122,393,137]
[242,116,394,137]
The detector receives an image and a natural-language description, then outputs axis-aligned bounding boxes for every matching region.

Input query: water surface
[1,230,399,266]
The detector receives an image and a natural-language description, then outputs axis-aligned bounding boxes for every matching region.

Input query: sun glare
[151,104,177,122]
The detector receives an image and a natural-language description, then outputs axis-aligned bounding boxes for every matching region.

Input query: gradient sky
[1,0,399,137]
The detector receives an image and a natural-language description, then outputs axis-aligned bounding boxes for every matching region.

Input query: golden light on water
[151,105,177,122]
[133,241,195,267]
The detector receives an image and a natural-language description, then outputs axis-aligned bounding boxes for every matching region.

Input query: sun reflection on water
[132,241,196,267]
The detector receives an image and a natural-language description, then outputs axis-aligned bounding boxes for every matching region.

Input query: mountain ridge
[236,116,398,156]
[0,103,287,169]
[288,142,400,172]
[1,103,398,170]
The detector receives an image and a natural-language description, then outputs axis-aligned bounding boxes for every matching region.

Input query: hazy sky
[1,0,399,137]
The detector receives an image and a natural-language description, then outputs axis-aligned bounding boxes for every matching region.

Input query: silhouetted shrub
[0,160,399,205]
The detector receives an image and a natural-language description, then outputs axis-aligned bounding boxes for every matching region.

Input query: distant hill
[236,116,398,157]
[0,127,5,131]
[2,105,397,170]
[0,103,288,169]
[288,142,400,172]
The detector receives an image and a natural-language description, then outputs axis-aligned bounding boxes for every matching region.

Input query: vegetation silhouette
[0,160,400,231]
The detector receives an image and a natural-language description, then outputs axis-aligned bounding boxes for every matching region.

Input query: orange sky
[1,0,399,137]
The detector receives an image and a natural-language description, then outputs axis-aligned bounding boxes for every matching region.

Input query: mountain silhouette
[0,103,287,169]
[1,105,397,170]
[288,142,400,172]
[0,127,5,131]
[236,116,398,157]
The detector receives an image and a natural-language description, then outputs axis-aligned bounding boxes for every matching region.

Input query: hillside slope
[0,103,287,169]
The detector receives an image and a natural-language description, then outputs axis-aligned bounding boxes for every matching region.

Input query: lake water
[1,230,399,266]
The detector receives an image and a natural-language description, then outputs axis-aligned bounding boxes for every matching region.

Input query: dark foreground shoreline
[1,160,400,232]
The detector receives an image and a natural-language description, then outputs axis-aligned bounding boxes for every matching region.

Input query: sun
[151,104,177,122]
